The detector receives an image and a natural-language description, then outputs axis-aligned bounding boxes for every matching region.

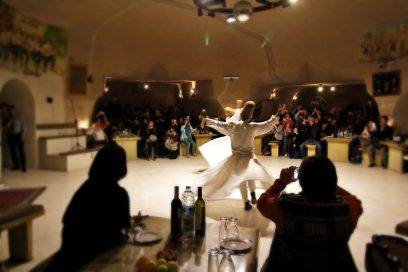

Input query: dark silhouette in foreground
[47,143,130,271]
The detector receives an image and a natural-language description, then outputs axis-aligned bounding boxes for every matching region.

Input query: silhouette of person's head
[298,156,337,201]
[88,143,127,183]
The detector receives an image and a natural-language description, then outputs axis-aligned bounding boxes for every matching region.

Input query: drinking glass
[226,218,239,240]
[207,248,220,272]
[219,250,235,272]
[218,217,228,242]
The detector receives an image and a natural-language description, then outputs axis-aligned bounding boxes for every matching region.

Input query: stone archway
[0,79,36,169]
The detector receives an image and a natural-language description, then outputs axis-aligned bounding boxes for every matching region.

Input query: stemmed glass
[226,218,239,240]
[218,217,228,242]
[219,250,235,272]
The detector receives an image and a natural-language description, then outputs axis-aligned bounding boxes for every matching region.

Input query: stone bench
[0,205,45,262]
[39,146,101,172]
[268,141,280,157]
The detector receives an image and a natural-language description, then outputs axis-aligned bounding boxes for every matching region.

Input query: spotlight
[282,0,298,7]
[237,13,250,22]
[233,1,252,22]
[104,86,109,93]
[143,83,150,90]
[330,86,336,92]
[292,92,298,101]
[226,15,237,23]
[317,85,324,92]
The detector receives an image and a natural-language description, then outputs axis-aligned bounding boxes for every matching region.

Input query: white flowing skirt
[199,136,232,168]
[195,152,275,200]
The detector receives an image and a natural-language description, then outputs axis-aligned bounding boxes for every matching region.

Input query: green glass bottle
[194,187,206,236]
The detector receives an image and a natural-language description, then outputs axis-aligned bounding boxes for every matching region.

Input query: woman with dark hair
[258,156,363,272]
[47,143,130,271]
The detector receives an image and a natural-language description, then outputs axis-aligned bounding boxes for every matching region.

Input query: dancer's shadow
[205,198,275,238]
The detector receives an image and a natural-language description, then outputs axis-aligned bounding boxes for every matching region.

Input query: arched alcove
[0,79,36,169]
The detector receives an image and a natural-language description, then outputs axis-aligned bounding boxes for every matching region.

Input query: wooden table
[324,136,352,163]
[114,136,141,160]
[381,141,407,173]
[82,216,259,272]
[0,187,45,262]
[194,133,215,155]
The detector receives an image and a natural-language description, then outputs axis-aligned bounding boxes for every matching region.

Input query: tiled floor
[1,156,407,271]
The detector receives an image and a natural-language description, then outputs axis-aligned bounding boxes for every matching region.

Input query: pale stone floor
[1,156,408,271]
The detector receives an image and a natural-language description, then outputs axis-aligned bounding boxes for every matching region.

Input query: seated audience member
[87,112,110,148]
[198,108,209,134]
[180,117,196,157]
[273,121,284,156]
[282,113,294,156]
[299,117,322,157]
[258,156,362,272]
[165,126,179,159]
[47,144,130,271]
[144,120,158,160]
[369,115,393,168]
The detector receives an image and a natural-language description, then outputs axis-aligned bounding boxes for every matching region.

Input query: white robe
[199,108,241,167]
[195,115,279,200]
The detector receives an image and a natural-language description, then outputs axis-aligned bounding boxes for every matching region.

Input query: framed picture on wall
[372,70,401,97]
[68,64,88,94]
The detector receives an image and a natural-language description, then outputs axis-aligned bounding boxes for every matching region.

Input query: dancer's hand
[278,166,297,185]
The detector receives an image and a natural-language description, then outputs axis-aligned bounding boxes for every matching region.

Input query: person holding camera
[257,156,362,272]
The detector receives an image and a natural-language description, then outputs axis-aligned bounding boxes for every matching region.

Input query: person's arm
[252,115,280,136]
[257,167,297,228]
[336,186,363,228]
[205,118,230,136]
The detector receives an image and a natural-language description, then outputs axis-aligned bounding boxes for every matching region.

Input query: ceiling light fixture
[330,86,336,92]
[317,85,324,92]
[194,0,297,22]
[226,15,237,23]
[143,83,150,90]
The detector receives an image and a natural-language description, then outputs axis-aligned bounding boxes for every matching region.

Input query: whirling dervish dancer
[195,101,279,210]
[199,99,243,168]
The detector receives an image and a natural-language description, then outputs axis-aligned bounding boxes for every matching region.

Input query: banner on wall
[359,19,408,63]
[0,0,69,76]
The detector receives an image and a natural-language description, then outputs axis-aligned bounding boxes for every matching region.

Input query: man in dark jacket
[368,115,393,168]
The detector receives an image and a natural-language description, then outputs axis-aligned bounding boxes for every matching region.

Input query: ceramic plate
[221,238,253,253]
[135,230,162,244]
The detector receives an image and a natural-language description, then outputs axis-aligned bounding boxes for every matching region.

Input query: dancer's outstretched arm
[252,115,280,136]
[205,118,230,136]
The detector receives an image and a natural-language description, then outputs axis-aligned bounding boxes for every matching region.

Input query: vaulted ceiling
[6,0,408,103]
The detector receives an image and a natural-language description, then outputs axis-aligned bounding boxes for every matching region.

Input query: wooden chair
[362,148,382,167]
[0,205,45,262]
[268,141,280,157]
[179,142,187,156]
[306,144,316,157]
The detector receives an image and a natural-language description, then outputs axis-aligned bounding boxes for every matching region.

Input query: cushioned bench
[0,205,45,262]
